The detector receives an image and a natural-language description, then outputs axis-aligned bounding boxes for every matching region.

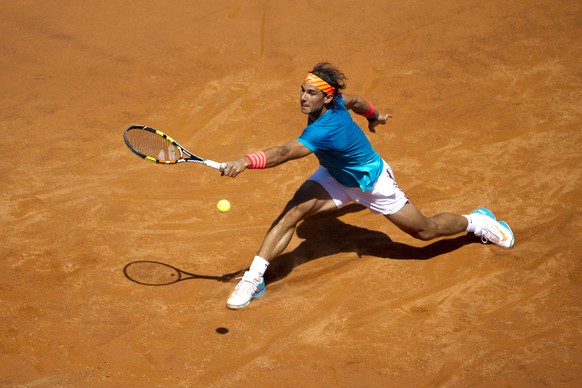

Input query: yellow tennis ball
[217,199,231,213]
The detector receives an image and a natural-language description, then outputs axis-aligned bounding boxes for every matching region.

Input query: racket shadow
[265,204,478,283]
[123,260,244,286]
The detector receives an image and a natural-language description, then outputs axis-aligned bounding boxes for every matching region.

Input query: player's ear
[324,93,334,104]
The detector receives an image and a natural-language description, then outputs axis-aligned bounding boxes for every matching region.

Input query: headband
[304,73,336,95]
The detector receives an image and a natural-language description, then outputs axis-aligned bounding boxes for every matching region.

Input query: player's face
[300,82,331,116]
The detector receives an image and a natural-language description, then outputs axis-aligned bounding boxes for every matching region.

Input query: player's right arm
[222,139,311,178]
[343,93,392,133]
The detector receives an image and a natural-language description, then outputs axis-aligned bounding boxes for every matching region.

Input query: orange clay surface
[1,1,581,386]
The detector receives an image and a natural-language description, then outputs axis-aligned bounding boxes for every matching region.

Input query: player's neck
[309,106,329,122]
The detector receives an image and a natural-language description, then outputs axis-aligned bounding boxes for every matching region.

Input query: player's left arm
[342,93,392,133]
[222,139,311,178]
[263,139,312,166]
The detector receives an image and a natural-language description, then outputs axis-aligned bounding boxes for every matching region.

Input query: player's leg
[386,201,468,240]
[366,161,514,247]
[387,202,514,247]
[257,180,338,261]
[226,179,338,309]
[359,162,465,239]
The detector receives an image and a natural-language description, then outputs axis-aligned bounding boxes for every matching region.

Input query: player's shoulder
[338,93,353,107]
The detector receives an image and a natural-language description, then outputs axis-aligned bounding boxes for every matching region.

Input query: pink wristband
[361,100,377,119]
[245,151,267,169]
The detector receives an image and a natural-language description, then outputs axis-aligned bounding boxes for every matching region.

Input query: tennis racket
[123,260,241,286]
[123,125,226,170]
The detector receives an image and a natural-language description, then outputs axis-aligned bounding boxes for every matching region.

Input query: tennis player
[221,62,514,309]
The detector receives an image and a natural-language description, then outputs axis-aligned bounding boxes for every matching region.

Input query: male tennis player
[221,62,514,309]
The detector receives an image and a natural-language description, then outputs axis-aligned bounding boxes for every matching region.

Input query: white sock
[249,255,269,278]
[464,215,477,233]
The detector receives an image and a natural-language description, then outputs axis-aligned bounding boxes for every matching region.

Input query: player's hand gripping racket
[124,125,226,170]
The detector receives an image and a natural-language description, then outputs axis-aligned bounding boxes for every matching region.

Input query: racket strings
[126,129,180,162]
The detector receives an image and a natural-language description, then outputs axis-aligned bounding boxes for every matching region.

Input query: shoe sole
[498,220,515,248]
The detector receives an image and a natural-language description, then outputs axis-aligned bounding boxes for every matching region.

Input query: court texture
[1,1,580,386]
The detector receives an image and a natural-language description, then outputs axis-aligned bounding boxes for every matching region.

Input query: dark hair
[309,62,347,94]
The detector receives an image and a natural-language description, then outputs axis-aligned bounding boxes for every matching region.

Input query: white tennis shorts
[308,160,408,215]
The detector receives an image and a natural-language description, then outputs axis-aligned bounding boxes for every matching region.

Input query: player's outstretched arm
[222,139,311,178]
[343,93,392,133]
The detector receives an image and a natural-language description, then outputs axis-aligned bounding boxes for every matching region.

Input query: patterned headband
[304,72,336,95]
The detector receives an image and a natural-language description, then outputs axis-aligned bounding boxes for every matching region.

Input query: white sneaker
[470,208,514,248]
[226,271,266,309]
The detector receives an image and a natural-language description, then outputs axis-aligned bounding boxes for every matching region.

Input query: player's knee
[413,230,434,241]
[410,221,438,241]
[279,201,308,226]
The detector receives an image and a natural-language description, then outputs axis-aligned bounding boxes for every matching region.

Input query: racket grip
[205,160,226,171]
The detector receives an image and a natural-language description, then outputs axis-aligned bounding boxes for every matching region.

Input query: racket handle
[205,160,227,171]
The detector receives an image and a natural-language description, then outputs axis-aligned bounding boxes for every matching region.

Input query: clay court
[1,1,581,386]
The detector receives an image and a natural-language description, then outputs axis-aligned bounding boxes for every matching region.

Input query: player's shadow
[264,204,478,283]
